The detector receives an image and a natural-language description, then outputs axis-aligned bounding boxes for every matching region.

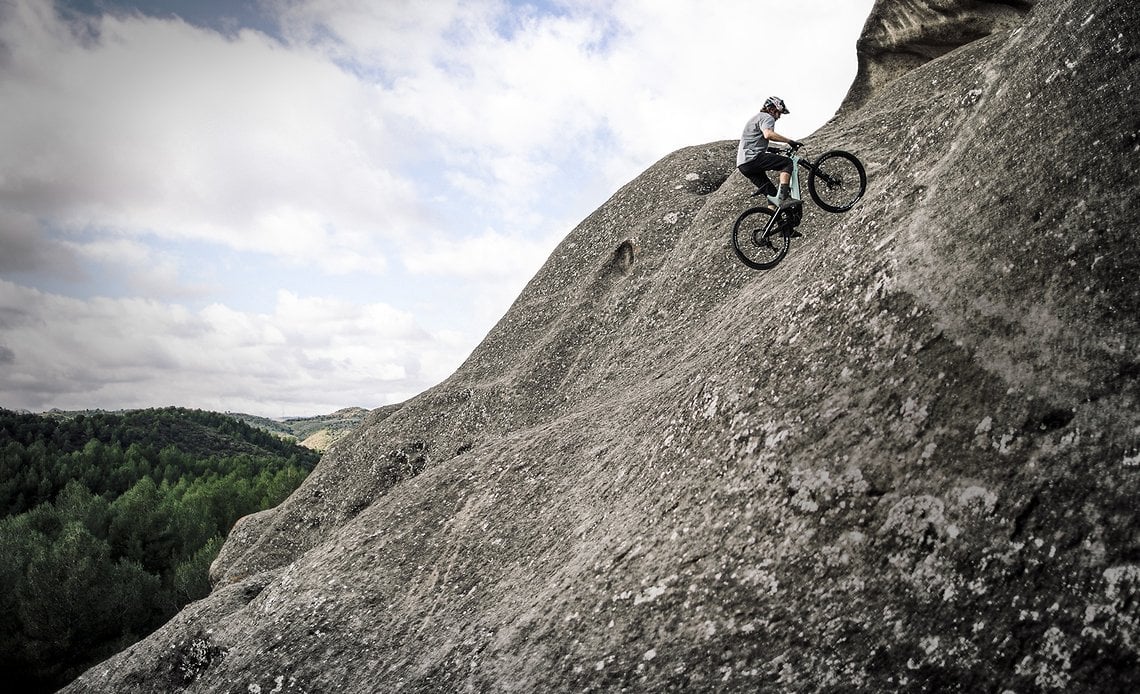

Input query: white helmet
[764,96,790,114]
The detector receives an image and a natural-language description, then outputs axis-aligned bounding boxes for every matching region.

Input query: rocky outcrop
[66,0,1140,691]
[840,0,1037,114]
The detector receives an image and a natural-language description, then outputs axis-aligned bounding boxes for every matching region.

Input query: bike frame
[732,145,865,270]
[758,147,809,235]
[764,146,812,207]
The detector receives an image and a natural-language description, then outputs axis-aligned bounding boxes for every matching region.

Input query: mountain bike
[732,145,866,270]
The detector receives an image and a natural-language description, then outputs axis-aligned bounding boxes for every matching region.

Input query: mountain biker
[736,96,804,209]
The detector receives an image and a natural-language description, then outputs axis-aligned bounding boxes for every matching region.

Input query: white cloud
[0,280,463,415]
[402,227,558,280]
[63,235,209,298]
[0,0,874,415]
[268,0,875,252]
[0,0,423,272]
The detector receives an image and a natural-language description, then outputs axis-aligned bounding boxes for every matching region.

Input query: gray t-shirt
[736,111,776,165]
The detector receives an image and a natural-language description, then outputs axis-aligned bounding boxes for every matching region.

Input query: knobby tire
[807,150,867,213]
[732,206,790,270]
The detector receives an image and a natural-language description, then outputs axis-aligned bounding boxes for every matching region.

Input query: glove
[789,140,804,149]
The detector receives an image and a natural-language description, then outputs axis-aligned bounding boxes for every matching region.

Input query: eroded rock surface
[66,0,1140,691]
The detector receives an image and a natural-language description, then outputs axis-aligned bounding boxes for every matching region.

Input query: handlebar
[767,142,803,155]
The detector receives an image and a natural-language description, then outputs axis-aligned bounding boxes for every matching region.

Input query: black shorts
[738,152,793,191]
[739,152,793,179]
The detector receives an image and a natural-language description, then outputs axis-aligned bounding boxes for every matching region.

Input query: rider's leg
[742,153,795,208]
[775,171,795,208]
[738,161,777,197]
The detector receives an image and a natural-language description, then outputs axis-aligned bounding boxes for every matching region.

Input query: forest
[0,407,320,693]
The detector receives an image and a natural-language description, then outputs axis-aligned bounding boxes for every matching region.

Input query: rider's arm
[762,128,795,145]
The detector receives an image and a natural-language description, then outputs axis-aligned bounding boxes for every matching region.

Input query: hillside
[227,407,372,451]
[27,407,369,451]
[22,407,317,459]
[65,0,1140,691]
[0,407,319,692]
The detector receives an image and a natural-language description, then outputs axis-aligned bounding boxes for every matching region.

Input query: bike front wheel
[808,150,866,212]
[732,206,790,270]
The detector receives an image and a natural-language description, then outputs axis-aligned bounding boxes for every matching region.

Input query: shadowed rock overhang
[839,0,1038,113]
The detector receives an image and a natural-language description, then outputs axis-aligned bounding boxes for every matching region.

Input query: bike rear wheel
[732,206,790,270]
[807,150,866,212]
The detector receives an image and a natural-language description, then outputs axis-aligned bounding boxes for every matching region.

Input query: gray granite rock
[65,0,1140,690]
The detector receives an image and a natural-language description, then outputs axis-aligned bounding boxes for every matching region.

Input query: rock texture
[66,0,1140,691]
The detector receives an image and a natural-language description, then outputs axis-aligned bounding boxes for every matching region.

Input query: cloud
[402,227,559,280]
[266,0,874,246]
[0,209,83,276]
[0,0,874,415]
[0,280,463,415]
[0,0,424,276]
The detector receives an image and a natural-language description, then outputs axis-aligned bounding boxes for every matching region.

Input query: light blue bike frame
[764,147,802,207]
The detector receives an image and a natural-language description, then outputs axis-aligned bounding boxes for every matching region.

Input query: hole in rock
[612,239,635,272]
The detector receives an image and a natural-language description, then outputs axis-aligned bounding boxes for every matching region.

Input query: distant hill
[226,407,370,451]
[37,406,372,453]
[28,406,316,462]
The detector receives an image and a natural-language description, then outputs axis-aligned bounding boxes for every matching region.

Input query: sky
[0,0,875,418]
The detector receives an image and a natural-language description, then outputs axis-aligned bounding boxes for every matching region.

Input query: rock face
[66,0,1140,691]
[840,0,1038,113]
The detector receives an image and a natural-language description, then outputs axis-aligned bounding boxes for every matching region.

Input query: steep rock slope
[68,0,1140,691]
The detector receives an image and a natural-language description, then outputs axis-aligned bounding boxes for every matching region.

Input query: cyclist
[736,96,803,209]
